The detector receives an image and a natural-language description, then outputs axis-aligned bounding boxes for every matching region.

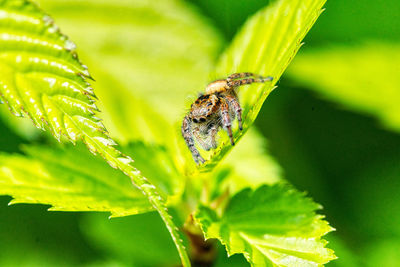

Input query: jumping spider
[182,72,273,164]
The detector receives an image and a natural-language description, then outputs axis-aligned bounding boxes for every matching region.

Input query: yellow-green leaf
[0,143,183,217]
[0,145,152,217]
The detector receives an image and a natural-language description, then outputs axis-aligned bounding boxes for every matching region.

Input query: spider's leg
[207,123,219,149]
[193,126,212,151]
[227,72,255,81]
[181,115,205,164]
[220,99,235,146]
[225,92,243,131]
[227,76,273,88]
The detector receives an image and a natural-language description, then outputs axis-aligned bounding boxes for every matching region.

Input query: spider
[181,72,273,164]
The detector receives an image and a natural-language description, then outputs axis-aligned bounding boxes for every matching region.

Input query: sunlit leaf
[195,184,336,266]
[0,1,189,265]
[0,145,150,216]
[199,0,326,170]
[288,43,400,133]
[0,0,124,170]
[0,143,182,217]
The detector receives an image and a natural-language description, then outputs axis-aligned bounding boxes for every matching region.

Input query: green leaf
[0,0,95,137]
[200,0,326,169]
[195,184,336,266]
[0,1,190,265]
[0,143,182,216]
[0,0,127,168]
[288,43,400,133]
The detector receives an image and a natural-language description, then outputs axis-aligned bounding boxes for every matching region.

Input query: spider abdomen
[205,80,228,94]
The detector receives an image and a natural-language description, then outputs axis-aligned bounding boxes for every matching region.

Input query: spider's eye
[192,118,198,123]
[206,102,213,107]
[200,118,206,122]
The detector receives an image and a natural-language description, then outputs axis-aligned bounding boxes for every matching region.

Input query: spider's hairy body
[182,72,273,164]
[205,79,228,94]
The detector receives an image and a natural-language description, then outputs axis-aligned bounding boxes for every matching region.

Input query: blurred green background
[1,0,400,266]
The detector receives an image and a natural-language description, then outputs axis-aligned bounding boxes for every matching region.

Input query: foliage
[195,184,336,266]
[288,43,400,133]
[0,0,338,266]
[0,143,184,216]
